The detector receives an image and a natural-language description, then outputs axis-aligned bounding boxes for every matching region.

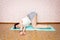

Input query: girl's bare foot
[23,32,26,35]
[20,32,23,35]
[19,32,26,35]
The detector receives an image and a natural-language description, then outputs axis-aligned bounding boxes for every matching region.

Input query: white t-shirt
[21,16,31,26]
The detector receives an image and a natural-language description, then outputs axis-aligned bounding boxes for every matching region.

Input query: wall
[0,0,60,22]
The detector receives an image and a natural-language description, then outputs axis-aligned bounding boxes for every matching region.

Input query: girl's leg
[31,15,37,27]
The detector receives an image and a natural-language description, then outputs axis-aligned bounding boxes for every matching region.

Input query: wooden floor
[0,24,60,40]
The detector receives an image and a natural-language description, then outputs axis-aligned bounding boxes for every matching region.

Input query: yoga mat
[10,25,55,31]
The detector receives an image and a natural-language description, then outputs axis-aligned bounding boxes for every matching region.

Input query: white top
[21,16,31,26]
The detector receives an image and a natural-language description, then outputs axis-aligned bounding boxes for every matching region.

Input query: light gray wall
[0,0,60,22]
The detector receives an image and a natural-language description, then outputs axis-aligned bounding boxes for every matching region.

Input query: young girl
[14,12,37,35]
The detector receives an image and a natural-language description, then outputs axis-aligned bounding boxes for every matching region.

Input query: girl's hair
[14,23,19,29]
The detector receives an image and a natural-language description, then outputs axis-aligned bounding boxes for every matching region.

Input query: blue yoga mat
[10,25,55,31]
